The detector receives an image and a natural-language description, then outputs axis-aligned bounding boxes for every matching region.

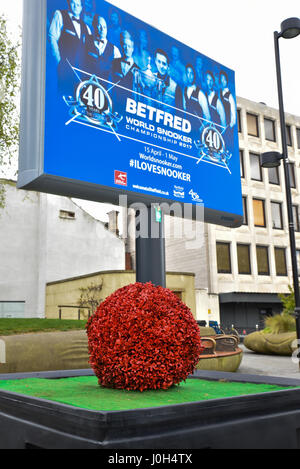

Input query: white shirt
[49,10,91,63]
[185,85,211,121]
[222,87,237,127]
[207,91,226,127]
[49,10,91,41]
[186,85,196,100]
[120,57,134,76]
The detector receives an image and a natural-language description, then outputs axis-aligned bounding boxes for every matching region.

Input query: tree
[78,280,103,316]
[0,15,20,208]
[278,285,295,316]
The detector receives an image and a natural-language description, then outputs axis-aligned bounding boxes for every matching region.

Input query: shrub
[264,314,296,334]
[86,282,202,392]
[278,286,295,316]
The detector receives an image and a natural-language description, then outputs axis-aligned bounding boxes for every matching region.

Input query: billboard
[18,0,243,227]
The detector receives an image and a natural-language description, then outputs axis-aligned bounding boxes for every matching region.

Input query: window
[268,166,280,185]
[237,109,242,133]
[293,205,300,232]
[275,248,287,276]
[216,243,231,274]
[250,153,262,181]
[173,291,183,300]
[242,197,248,225]
[297,128,300,149]
[271,202,283,229]
[286,125,292,147]
[264,118,276,142]
[237,244,251,275]
[247,113,259,137]
[256,246,270,276]
[253,199,266,227]
[59,210,76,220]
[288,163,296,189]
[0,302,25,318]
[240,150,245,178]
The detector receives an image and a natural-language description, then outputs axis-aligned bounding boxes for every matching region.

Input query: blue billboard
[18,0,243,227]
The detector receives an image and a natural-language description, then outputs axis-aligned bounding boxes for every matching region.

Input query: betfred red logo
[115,171,127,186]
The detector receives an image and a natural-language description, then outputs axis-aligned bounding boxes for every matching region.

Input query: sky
[0,0,300,223]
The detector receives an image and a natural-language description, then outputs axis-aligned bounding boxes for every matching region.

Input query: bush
[264,314,296,334]
[278,286,295,316]
[86,282,202,392]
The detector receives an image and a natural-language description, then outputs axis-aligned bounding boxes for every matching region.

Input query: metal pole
[135,205,166,287]
[274,31,300,366]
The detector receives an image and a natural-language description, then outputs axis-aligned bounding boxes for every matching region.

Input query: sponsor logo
[194,125,232,169]
[189,189,202,203]
[173,189,185,199]
[64,75,123,130]
[115,171,127,186]
[173,185,185,199]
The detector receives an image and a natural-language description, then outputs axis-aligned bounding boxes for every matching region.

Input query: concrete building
[213,97,300,331]
[0,180,125,318]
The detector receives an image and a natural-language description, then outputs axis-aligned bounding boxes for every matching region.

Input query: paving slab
[238,344,300,379]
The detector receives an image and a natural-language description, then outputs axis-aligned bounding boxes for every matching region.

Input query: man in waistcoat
[153,49,183,110]
[205,71,226,128]
[169,46,185,88]
[85,15,121,83]
[219,70,236,130]
[49,0,90,94]
[107,9,122,50]
[111,31,139,91]
[183,64,210,122]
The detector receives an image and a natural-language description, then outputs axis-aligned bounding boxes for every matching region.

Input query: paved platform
[238,344,300,379]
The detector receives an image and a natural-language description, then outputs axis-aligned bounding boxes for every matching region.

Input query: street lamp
[261,18,300,368]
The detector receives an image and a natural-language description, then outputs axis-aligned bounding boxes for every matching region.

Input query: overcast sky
[1,0,300,222]
[2,0,299,113]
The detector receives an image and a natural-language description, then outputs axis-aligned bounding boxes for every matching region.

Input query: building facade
[125,96,300,331]
[212,97,300,331]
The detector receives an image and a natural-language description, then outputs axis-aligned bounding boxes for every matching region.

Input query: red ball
[86,282,202,392]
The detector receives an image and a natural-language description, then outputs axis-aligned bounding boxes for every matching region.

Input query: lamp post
[261,18,300,367]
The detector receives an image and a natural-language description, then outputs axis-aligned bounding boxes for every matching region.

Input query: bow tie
[95,39,105,45]
[122,59,131,66]
[72,16,81,23]
[157,74,170,87]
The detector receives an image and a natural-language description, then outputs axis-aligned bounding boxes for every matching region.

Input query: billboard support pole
[135,205,166,288]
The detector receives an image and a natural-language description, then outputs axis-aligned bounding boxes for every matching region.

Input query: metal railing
[58,305,92,321]
[222,324,265,336]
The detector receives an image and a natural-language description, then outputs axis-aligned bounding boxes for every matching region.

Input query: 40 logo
[64,76,123,130]
[195,126,232,167]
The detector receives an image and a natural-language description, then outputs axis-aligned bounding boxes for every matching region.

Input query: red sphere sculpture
[86,282,202,392]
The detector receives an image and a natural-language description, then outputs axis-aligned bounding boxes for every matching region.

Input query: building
[0,180,125,318]
[2,96,300,327]
[45,270,196,319]
[213,97,300,331]
[125,97,300,331]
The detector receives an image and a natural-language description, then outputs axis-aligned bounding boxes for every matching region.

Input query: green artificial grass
[0,377,294,411]
[0,319,87,336]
